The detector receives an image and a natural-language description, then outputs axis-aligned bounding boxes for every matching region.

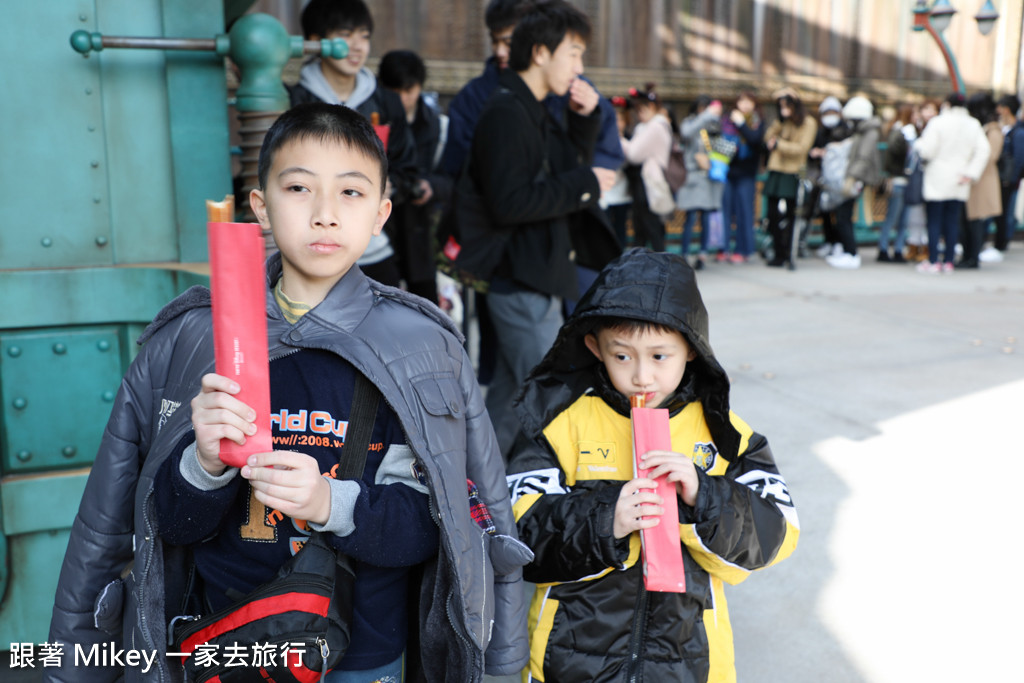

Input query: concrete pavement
[488,244,1024,682]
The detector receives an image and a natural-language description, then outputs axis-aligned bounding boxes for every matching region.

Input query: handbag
[663,145,687,194]
[641,158,676,215]
[170,374,381,682]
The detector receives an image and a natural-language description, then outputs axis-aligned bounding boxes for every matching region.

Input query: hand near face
[568,78,599,116]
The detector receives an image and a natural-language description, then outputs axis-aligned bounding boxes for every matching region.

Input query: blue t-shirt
[156,349,439,671]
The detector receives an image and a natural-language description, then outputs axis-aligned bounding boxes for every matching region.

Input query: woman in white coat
[913,92,991,273]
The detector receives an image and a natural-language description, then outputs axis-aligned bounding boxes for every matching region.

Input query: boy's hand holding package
[639,449,699,507]
[614,450,699,539]
[191,372,260,476]
[243,451,332,526]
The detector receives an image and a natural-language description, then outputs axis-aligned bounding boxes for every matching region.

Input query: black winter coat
[468,70,620,298]
[507,249,799,683]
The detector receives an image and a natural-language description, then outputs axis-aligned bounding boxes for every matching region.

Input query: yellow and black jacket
[506,248,799,683]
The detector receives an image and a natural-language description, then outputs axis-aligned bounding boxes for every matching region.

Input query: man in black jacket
[467,0,618,458]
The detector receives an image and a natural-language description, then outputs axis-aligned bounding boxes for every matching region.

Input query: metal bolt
[62,446,78,458]
[96,236,108,246]
[41,237,53,247]
[7,346,21,357]
[102,390,116,402]
[53,343,67,355]
[16,451,32,463]
[97,339,111,351]
[12,397,27,410]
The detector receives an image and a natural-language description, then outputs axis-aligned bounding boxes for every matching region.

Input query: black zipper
[625,570,649,683]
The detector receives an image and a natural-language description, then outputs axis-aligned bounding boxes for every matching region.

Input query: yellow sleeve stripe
[679,524,752,586]
[729,411,753,456]
[770,520,800,566]
[513,493,542,522]
[529,590,557,682]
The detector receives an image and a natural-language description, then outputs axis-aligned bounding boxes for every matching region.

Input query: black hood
[514,248,741,459]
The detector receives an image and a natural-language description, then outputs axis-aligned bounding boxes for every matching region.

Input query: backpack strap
[334,372,381,480]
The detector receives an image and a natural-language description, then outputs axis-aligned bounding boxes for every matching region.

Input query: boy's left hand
[242,451,331,526]
[639,450,699,507]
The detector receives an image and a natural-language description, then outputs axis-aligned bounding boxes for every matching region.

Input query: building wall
[250,0,1024,106]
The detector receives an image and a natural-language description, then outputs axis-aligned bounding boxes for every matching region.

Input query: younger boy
[47,103,530,683]
[506,248,799,682]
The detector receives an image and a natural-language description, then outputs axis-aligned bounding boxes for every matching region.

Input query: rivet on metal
[7,346,21,357]
[102,390,116,402]
[12,397,27,410]
[62,446,78,458]
[16,451,32,463]
[97,339,111,351]
[53,343,67,355]
[96,236,108,246]
[41,237,53,247]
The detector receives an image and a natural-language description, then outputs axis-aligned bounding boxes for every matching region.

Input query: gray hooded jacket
[46,255,531,682]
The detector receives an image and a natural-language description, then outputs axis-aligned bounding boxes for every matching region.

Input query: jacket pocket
[411,375,466,454]
[93,577,125,636]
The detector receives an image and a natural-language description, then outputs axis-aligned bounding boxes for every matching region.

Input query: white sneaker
[815,243,833,258]
[979,246,1004,263]
[826,252,861,269]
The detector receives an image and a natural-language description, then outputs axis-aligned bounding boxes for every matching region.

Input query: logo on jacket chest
[576,440,628,479]
[692,441,718,472]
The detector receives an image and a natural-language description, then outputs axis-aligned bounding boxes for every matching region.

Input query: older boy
[467,0,620,460]
[507,248,799,682]
[47,103,530,683]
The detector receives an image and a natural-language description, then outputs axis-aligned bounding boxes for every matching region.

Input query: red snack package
[370,112,390,152]
[207,220,273,468]
[631,394,686,593]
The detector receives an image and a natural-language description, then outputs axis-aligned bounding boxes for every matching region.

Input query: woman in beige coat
[962,93,1003,269]
[763,88,818,267]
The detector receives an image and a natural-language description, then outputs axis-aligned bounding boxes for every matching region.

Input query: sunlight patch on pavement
[815,378,1024,683]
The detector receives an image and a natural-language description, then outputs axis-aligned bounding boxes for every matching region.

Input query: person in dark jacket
[991,94,1024,255]
[378,49,452,303]
[441,0,625,388]
[507,248,799,683]
[287,0,420,288]
[876,104,915,263]
[441,0,624,178]
[468,0,620,459]
[720,91,765,262]
[45,104,531,683]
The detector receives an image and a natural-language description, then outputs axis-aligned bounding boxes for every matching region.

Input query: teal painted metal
[1,471,89,537]
[1,2,111,270]
[0,529,75,646]
[0,267,208,330]
[162,0,233,262]
[1,327,124,473]
[0,0,227,647]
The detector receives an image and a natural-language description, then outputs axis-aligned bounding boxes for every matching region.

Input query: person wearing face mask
[808,96,852,259]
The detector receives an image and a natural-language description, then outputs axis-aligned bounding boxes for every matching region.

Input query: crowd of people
[44,1,1022,682]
